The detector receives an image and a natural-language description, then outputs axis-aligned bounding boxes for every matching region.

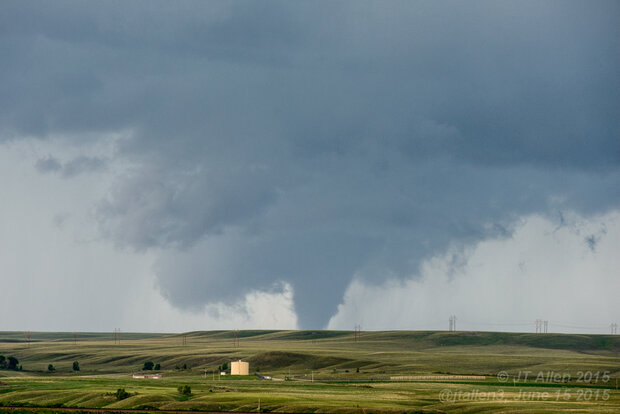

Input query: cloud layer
[0,139,298,332]
[1,1,618,328]
[328,210,620,333]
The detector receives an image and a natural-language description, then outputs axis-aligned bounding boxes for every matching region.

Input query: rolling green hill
[0,330,619,413]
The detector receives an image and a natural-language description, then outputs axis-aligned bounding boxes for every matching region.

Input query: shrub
[48,364,55,372]
[73,361,80,371]
[177,385,191,396]
[143,361,154,370]
[154,363,160,370]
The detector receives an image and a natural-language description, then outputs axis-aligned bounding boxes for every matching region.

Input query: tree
[115,388,130,400]
[221,361,228,371]
[0,355,5,368]
[154,363,160,370]
[177,385,191,396]
[143,361,154,370]
[48,364,55,372]
[182,363,187,370]
[73,361,80,371]
[7,356,19,370]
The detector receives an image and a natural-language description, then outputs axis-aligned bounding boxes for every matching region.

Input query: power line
[459,320,531,327]
[446,318,615,334]
[552,322,610,329]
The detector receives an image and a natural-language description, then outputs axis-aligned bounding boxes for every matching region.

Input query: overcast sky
[1,1,618,333]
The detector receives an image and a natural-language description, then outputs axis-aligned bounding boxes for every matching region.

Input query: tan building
[230,359,249,375]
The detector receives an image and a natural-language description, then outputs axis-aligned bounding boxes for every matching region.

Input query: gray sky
[0,1,618,331]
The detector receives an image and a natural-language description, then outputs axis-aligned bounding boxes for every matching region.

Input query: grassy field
[0,330,619,413]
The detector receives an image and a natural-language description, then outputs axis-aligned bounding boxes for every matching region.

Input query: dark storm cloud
[97,163,277,249]
[35,155,106,177]
[2,1,619,327]
[35,156,62,174]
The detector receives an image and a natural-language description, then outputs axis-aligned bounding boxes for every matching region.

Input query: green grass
[0,330,619,413]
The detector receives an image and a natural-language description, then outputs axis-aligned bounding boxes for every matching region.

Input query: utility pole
[73,332,77,345]
[233,329,240,347]
[611,323,618,335]
[24,331,31,347]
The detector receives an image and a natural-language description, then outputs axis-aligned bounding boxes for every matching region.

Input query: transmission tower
[449,315,457,332]
[73,332,77,345]
[611,323,618,335]
[182,334,187,346]
[543,320,548,334]
[114,328,121,344]
[233,329,239,347]
[24,331,31,346]
[535,319,542,334]
[354,324,361,342]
